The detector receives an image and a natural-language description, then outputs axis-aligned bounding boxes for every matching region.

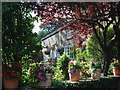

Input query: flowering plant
[44,61,53,74]
[112,59,120,67]
[90,61,101,73]
[2,63,22,80]
[30,63,46,81]
[44,65,52,74]
[68,59,82,74]
[90,61,101,79]
[91,61,101,69]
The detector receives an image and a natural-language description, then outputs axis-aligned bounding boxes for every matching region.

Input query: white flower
[9,64,11,67]
[73,61,77,65]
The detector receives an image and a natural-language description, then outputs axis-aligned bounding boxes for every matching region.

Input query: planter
[3,79,19,88]
[113,66,120,76]
[39,73,52,87]
[91,69,101,79]
[69,69,80,81]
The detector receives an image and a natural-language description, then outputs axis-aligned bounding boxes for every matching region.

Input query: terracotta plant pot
[3,79,19,89]
[69,69,80,81]
[39,73,52,87]
[113,66,120,76]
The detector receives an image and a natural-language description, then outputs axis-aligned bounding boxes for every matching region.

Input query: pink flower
[40,67,43,70]
[38,73,43,80]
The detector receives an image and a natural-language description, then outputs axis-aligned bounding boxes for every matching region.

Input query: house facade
[41,26,75,62]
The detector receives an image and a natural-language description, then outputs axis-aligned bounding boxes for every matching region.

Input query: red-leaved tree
[31,2,120,76]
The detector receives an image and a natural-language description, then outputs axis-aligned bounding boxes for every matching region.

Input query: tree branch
[92,25,104,50]
[103,19,113,46]
[108,35,116,48]
[94,20,104,30]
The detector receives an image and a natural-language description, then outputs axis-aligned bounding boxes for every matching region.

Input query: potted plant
[68,59,82,81]
[2,63,22,88]
[44,63,52,87]
[29,63,47,87]
[57,53,70,80]
[20,62,46,87]
[90,62,101,79]
[33,63,46,81]
[112,59,120,76]
[80,61,90,79]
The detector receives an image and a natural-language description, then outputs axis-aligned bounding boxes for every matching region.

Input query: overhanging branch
[92,25,104,50]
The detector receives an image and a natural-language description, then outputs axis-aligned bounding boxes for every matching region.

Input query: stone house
[41,24,75,62]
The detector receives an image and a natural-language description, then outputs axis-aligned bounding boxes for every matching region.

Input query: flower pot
[69,69,80,81]
[91,69,101,79]
[39,73,52,87]
[113,66,120,76]
[46,73,52,86]
[3,79,19,89]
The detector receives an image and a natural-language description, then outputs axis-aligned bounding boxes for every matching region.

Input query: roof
[41,20,73,41]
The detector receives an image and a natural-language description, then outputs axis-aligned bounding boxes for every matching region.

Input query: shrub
[56,53,70,80]
[20,63,36,87]
[68,59,82,74]
[52,67,64,81]
[20,62,46,87]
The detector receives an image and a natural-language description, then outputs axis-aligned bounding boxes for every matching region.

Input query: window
[66,30,74,40]
[64,45,74,59]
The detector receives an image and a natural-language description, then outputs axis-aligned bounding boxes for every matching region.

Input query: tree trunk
[116,31,120,61]
[103,47,113,76]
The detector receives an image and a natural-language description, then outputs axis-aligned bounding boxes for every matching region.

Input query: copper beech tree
[31,2,120,76]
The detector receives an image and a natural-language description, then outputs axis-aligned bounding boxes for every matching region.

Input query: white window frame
[64,45,74,59]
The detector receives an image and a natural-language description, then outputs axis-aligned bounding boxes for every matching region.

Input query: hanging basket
[113,66,120,76]
[3,79,19,89]
[44,49,50,55]
[57,47,64,55]
[69,69,80,81]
